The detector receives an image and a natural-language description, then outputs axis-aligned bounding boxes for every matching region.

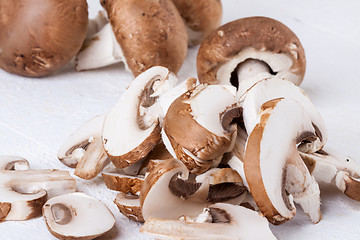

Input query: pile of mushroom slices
[0,156,115,240]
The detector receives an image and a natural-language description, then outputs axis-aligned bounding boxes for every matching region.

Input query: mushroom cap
[101,0,188,76]
[102,66,178,168]
[163,84,237,174]
[114,192,144,222]
[172,0,222,46]
[43,192,115,240]
[0,0,88,77]
[244,98,319,224]
[102,171,144,195]
[197,16,306,87]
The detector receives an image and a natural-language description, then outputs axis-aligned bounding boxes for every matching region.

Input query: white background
[1,0,360,239]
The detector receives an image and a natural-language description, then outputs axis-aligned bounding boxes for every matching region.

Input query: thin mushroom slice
[300,148,360,201]
[197,17,306,92]
[102,66,178,168]
[0,156,30,170]
[58,114,105,168]
[140,203,276,240]
[240,77,327,148]
[114,192,144,222]
[0,170,75,222]
[102,171,144,195]
[43,192,115,240]
[244,98,321,224]
[162,84,238,174]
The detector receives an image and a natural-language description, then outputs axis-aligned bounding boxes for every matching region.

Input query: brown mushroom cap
[101,0,188,76]
[197,16,306,86]
[172,0,222,46]
[0,0,88,77]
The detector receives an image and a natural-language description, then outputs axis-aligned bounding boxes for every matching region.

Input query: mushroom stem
[75,23,127,71]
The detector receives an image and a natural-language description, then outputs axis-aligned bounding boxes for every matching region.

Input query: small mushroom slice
[0,156,30,170]
[197,17,305,92]
[102,66,178,168]
[163,84,238,174]
[240,77,327,149]
[300,148,360,201]
[172,0,223,46]
[141,203,276,240]
[0,169,75,222]
[114,192,144,222]
[0,0,88,77]
[58,114,105,168]
[43,192,115,240]
[102,171,144,195]
[86,10,109,39]
[244,98,321,224]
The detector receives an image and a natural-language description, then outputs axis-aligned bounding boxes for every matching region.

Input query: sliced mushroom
[86,10,109,39]
[0,0,88,77]
[58,114,105,168]
[172,0,223,46]
[244,98,321,224]
[102,171,144,195]
[240,77,327,149]
[140,203,276,240]
[141,159,247,221]
[43,192,115,240]
[102,66,178,168]
[162,84,238,174]
[0,156,30,170]
[77,0,188,76]
[0,169,75,222]
[114,192,144,222]
[300,148,360,201]
[197,17,306,93]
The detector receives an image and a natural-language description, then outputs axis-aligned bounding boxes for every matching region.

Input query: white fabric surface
[0,0,359,239]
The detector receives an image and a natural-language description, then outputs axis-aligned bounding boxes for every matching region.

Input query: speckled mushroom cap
[0,0,88,77]
[101,0,188,76]
[197,17,306,86]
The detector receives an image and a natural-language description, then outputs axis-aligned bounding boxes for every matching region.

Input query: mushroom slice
[58,114,105,168]
[0,0,88,77]
[102,171,144,195]
[0,156,29,170]
[141,203,276,240]
[300,148,360,201]
[114,192,144,222]
[197,17,306,91]
[240,77,327,148]
[0,169,75,221]
[172,0,223,46]
[86,10,109,39]
[43,192,115,240]
[163,84,238,174]
[244,98,321,224]
[102,66,178,168]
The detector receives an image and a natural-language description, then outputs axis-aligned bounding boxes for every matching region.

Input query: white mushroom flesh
[0,156,30,170]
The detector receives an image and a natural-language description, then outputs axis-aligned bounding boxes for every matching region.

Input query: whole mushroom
[0,0,88,77]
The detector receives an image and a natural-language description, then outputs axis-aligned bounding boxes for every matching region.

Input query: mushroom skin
[101,0,188,76]
[197,17,306,88]
[0,0,88,77]
[244,98,321,224]
[172,0,223,46]
[163,84,238,174]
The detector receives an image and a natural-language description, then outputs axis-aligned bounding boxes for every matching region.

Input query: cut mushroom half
[102,66,178,168]
[77,0,188,76]
[114,192,144,222]
[172,0,223,46]
[197,17,306,93]
[0,169,75,222]
[244,98,321,224]
[141,159,247,221]
[141,203,276,240]
[43,192,115,240]
[0,156,30,170]
[300,148,360,201]
[162,84,238,174]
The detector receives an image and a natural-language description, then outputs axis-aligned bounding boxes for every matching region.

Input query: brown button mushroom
[197,17,306,91]
[172,0,223,46]
[0,0,88,77]
[77,0,188,76]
